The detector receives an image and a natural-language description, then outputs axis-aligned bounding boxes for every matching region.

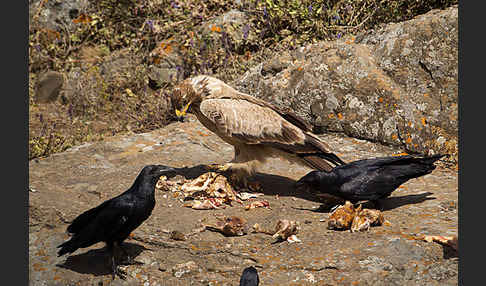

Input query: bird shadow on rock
[169,164,212,180]
[165,165,437,211]
[304,192,437,213]
[253,172,320,202]
[377,192,436,211]
[56,242,147,276]
[442,244,458,259]
[164,164,320,202]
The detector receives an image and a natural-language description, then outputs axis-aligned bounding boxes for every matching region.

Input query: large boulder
[234,6,458,163]
[35,71,64,103]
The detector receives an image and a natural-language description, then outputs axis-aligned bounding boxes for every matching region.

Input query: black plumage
[295,154,445,207]
[239,266,259,286]
[57,165,175,279]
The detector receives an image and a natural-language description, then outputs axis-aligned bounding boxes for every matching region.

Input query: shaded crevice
[419,60,443,111]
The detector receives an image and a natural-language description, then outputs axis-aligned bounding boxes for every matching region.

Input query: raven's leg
[107,243,117,280]
[109,242,127,280]
[111,249,117,280]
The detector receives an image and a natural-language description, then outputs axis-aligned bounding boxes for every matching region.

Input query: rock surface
[234,6,458,164]
[147,8,256,88]
[29,115,458,285]
[35,71,64,103]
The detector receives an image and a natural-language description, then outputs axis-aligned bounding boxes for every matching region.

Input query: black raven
[57,165,175,279]
[295,154,445,208]
[239,266,259,286]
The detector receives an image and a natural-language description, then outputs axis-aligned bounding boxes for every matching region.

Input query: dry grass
[28,0,457,160]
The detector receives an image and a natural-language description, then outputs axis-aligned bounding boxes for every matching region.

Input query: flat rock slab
[29,115,458,285]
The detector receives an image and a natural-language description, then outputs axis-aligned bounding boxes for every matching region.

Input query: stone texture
[35,71,64,103]
[29,115,458,285]
[234,7,458,164]
[200,9,257,54]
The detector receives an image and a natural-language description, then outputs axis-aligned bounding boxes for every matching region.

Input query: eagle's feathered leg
[206,162,251,188]
[206,145,263,188]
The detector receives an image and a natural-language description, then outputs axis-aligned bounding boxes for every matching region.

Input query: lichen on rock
[234,7,458,164]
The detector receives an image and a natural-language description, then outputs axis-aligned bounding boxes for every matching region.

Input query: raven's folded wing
[67,200,112,234]
[340,168,405,201]
[57,198,134,256]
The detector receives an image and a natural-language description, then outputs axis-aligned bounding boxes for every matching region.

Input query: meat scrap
[182,172,239,202]
[272,219,300,242]
[418,234,458,251]
[245,200,270,210]
[328,201,356,230]
[183,198,227,210]
[203,215,249,236]
[237,192,264,201]
[351,207,386,232]
[158,172,244,209]
[252,220,301,243]
[328,201,389,232]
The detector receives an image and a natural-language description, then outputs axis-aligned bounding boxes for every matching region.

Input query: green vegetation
[29,0,457,160]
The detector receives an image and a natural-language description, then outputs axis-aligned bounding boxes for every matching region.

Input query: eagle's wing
[200,98,305,145]
[196,75,313,132]
[198,97,344,170]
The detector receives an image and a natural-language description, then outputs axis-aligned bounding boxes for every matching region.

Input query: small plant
[28,0,457,159]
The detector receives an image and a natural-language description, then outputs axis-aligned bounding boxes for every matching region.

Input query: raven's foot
[113,266,127,280]
[110,246,128,280]
[111,255,127,280]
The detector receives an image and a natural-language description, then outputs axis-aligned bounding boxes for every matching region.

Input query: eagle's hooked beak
[175,102,191,122]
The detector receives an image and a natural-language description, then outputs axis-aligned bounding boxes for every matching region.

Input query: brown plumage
[171,75,345,184]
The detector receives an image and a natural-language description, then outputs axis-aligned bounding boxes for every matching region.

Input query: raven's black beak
[155,165,177,177]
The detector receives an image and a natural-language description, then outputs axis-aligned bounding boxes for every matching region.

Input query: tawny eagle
[171,75,345,185]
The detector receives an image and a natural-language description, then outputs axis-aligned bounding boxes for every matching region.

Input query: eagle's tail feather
[299,155,334,172]
[302,133,346,169]
[316,152,346,166]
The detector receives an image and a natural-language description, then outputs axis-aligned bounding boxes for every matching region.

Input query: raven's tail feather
[394,154,446,180]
